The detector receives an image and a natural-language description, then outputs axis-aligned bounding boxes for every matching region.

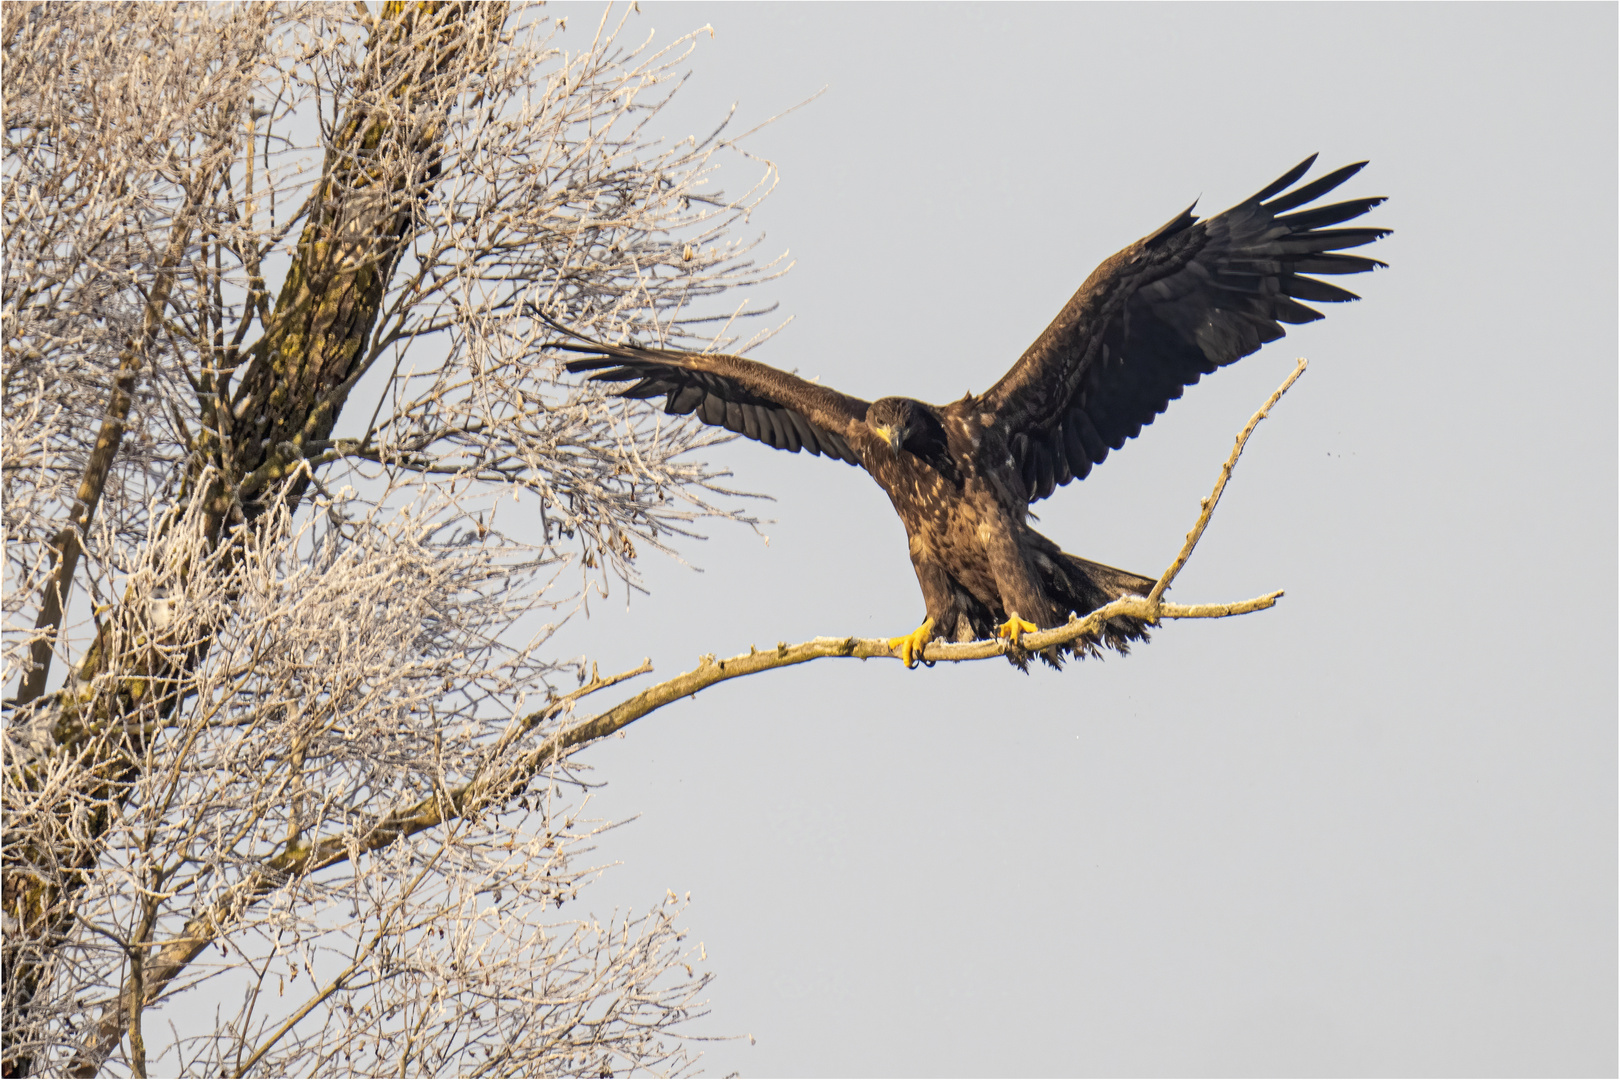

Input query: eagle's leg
[887,618,936,669]
[995,614,1038,646]
[978,517,1058,646]
[894,543,961,669]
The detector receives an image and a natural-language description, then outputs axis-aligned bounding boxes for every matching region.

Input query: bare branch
[1149,357,1308,606]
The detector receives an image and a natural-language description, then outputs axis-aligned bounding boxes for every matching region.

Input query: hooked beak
[873,424,901,455]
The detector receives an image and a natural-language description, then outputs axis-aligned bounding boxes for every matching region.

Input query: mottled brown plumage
[559,156,1388,667]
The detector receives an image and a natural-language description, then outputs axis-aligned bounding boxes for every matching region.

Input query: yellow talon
[887,618,936,669]
[995,614,1038,647]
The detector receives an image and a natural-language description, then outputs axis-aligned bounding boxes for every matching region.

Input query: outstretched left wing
[560,340,870,465]
[981,156,1389,502]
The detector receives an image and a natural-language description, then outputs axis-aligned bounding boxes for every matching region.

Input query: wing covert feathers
[986,156,1389,503]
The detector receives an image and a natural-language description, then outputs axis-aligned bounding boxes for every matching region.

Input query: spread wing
[561,341,869,464]
[982,155,1390,502]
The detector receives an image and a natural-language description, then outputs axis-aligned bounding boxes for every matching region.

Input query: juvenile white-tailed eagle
[559,156,1388,667]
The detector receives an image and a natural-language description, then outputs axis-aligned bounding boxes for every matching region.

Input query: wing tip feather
[1249,153,1320,204]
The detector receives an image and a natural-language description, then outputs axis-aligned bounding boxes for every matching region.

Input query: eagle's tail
[1043,551,1156,658]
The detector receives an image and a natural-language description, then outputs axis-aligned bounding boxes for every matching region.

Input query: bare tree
[2,4,1299,1077]
[3,3,784,1074]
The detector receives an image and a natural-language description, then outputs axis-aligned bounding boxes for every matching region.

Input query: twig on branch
[1149,357,1307,605]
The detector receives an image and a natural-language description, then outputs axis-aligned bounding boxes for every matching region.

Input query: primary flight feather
[560,156,1389,668]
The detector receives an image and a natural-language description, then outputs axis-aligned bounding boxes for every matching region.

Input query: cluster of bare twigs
[3,3,781,1075]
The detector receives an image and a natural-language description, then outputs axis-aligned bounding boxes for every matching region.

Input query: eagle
[558,156,1388,668]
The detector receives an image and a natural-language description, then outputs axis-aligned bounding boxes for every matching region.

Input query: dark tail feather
[1045,552,1156,659]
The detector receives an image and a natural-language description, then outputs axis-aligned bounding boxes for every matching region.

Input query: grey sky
[541,4,1617,1076]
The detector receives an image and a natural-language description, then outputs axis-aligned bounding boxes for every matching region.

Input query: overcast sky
[539,4,1616,1076]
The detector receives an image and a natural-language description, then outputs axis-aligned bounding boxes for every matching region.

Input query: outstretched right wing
[561,340,870,465]
[981,156,1389,502]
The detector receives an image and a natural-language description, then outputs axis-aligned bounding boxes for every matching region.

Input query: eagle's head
[867,397,934,457]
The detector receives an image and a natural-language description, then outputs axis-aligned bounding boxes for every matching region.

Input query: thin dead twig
[1149,357,1307,606]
